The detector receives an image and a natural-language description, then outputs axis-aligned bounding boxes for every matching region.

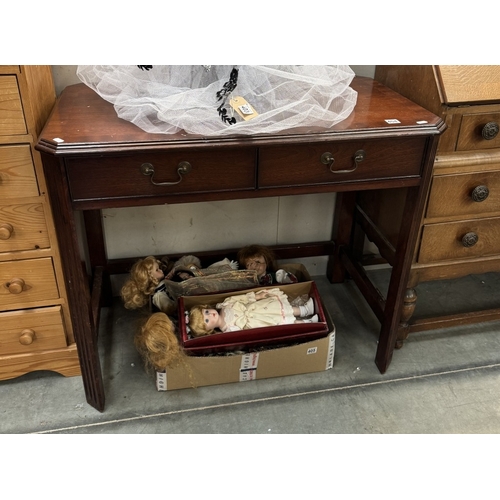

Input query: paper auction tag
[230,96,259,121]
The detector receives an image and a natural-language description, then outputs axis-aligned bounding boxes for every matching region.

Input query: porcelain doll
[237,244,298,286]
[121,255,258,315]
[121,256,170,311]
[188,288,318,337]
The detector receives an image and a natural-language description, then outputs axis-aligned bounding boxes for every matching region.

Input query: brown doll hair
[188,304,216,337]
[121,256,161,310]
[237,244,277,273]
[134,312,183,372]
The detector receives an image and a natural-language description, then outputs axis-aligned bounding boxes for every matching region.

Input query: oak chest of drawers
[360,65,500,342]
[0,65,80,378]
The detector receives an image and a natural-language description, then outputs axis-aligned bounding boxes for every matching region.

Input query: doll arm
[275,269,298,284]
[256,288,283,300]
[218,291,257,309]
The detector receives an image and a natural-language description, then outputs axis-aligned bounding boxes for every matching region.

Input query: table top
[37,77,445,156]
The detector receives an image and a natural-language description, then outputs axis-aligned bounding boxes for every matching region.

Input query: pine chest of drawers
[361,65,500,342]
[0,66,80,379]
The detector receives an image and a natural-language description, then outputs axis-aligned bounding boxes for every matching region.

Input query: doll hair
[237,244,277,272]
[188,304,216,337]
[121,256,161,310]
[134,312,183,372]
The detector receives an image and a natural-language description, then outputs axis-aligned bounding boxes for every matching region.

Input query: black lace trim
[136,66,240,126]
[216,67,239,125]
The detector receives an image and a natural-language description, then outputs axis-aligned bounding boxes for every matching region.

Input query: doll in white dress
[188,288,318,337]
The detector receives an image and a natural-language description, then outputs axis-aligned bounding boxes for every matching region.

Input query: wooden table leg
[83,210,113,308]
[374,187,425,372]
[42,155,106,411]
[375,136,439,372]
[328,191,357,283]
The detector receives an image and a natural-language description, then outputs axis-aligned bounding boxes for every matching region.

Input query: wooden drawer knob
[482,122,499,140]
[471,185,490,202]
[19,329,36,345]
[461,232,478,248]
[6,277,25,294]
[0,223,14,240]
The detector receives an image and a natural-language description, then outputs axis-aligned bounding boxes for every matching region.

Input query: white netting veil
[76,65,358,136]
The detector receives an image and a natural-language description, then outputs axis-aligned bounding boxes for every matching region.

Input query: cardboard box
[279,262,311,282]
[156,307,335,391]
[178,282,329,355]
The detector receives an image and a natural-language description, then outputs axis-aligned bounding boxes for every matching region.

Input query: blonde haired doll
[188,288,318,337]
[121,254,259,315]
[121,256,176,314]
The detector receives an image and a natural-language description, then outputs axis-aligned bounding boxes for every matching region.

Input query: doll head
[134,312,183,372]
[188,304,217,337]
[237,245,276,278]
[121,256,164,310]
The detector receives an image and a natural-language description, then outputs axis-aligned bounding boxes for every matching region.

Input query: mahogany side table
[36,77,444,411]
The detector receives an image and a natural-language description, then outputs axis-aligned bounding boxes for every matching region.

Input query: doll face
[244,255,267,278]
[203,308,220,330]
[150,260,164,281]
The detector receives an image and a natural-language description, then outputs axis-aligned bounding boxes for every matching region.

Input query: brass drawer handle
[471,185,489,202]
[0,223,14,240]
[321,149,366,174]
[19,329,36,345]
[482,122,499,140]
[141,161,192,186]
[461,232,478,248]
[6,277,25,294]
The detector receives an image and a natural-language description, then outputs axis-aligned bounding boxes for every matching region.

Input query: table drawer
[258,137,426,188]
[0,306,67,356]
[426,170,500,219]
[0,203,49,253]
[0,257,59,308]
[0,145,39,198]
[419,216,500,263]
[0,75,27,136]
[66,148,257,202]
[457,112,500,151]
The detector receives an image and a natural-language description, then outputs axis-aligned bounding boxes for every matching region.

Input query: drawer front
[258,137,426,188]
[427,170,500,219]
[0,306,67,356]
[0,257,59,308]
[0,144,39,198]
[419,216,500,263]
[0,203,49,252]
[66,148,257,202]
[0,75,27,136]
[457,112,500,151]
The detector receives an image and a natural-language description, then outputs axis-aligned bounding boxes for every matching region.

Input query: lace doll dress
[217,288,296,332]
